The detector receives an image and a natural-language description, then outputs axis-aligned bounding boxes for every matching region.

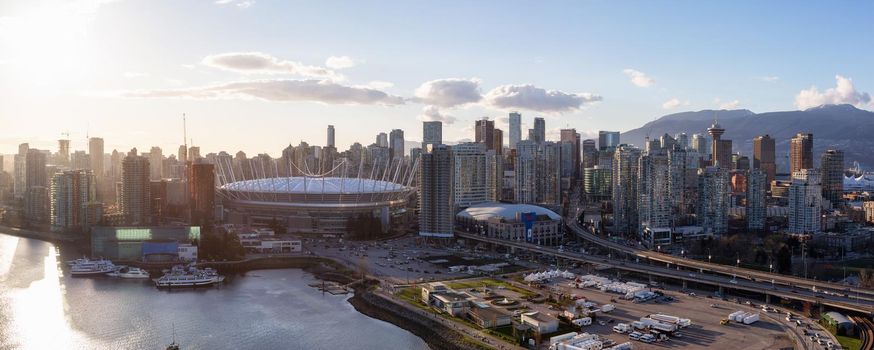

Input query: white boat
[155,265,225,288]
[70,259,116,276]
[107,266,150,279]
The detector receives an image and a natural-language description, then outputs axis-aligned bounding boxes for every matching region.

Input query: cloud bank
[795,75,871,110]
[414,78,482,108]
[123,79,404,105]
[418,105,457,124]
[202,52,336,78]
[484,84,602,113]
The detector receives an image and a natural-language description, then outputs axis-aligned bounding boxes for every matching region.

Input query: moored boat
[107,266,150,279]
[70,259,116,276]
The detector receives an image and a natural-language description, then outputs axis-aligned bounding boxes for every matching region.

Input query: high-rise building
[509,112,522,149]
[419,144,454,238]
[422,121,442,148]
[821,149,844,204]
[531,117,546,144]
[327,125,335,148]
[389,129,405,160]
[638,150,672,232]
[514,141,561,206]
[24,149,49,223]
[188,146,201,162]
[582,139,597,169]
[58,139,70,166]
[149,146,164,180]
[746,169,767,231]
[583,166,611,200]
[790,133,814,174]
[121,150,151,225]
[475,118,495,150]
[667,148,690,217]
[753,135,776,184]
[598,131,620,151]
[13,143,28,199]
[691,134,710,161]
[674,133,689,150]
[560,129,581,179]
[178,145,188,164]
[697,166,729,235]
[788,169,822,234]
[659,133,677,150]
[612,145,641,235]
[50,170,97,232]
[493,129,503,155]
[89,137,104,179]
[189,163,215,228]
[376,132,388,148]
[452,142,489,208]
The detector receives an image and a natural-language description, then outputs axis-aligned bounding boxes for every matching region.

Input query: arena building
[218,177,414,235]
[455,202,563,245]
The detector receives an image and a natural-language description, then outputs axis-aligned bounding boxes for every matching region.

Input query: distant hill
[621,104,874,170]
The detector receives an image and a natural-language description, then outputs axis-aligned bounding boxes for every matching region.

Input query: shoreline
[2,231,492,350]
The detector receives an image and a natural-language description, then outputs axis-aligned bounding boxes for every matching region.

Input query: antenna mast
[183,113,188,150]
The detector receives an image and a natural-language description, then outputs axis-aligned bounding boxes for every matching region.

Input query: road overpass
[455,230,874,315]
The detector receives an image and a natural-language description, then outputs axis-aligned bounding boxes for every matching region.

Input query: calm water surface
[0,234,428,350]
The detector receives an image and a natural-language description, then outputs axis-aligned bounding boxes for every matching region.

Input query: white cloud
[121,79,404,105]
[414,78,482,108]
[757,76,780,83]
[794,75,872,110]
[662,98,689,110]
[418,106,457,125]
[202,52,337,78]
[325,56,357,69]
[715,98,740,109]
[215,0,255,8]
[483,84,602,113]
[367,80,394,89]
[622,68,655,88]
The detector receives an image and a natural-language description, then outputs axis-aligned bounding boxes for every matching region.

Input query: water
[0,234,429,350]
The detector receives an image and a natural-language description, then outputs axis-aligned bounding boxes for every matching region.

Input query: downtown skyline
[2,0,874,156]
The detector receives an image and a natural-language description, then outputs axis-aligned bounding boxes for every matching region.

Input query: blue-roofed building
[91,226,200,261]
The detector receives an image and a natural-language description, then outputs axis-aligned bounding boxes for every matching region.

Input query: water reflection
[0,235,428,350]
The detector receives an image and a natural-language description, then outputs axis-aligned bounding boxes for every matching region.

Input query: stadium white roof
[457,202,561,221]
[845,175,874,191]
[220,177,407,195]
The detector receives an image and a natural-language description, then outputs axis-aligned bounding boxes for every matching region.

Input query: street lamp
[707,248,712,264]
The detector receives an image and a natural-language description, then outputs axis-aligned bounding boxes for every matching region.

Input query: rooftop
[457,202,561,221]
[220,177,408,195]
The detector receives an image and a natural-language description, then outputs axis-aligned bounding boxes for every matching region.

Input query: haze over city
[2,0,873,155]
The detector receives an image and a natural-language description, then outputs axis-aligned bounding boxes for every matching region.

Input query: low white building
[177,244,198,262]
[521,311,559,334]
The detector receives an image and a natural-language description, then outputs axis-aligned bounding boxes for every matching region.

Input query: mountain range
[621,104,874,171]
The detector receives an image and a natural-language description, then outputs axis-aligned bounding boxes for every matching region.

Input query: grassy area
[835,335,862,350]
[446,278,538,298]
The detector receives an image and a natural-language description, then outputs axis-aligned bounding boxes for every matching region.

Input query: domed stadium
[218,176,414,234]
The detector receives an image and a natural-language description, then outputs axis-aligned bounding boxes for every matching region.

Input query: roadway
[566,208,874,303]
[455,230,874,315]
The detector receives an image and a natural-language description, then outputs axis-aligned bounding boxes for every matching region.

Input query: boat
[70,259,116,276]
[166,323,180,350]
[107,266,150,279]
[155,264,225,288]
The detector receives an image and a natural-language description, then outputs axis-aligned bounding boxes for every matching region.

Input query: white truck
[605,342,633,350]
[573,317,593,327]
[601,304,615,313]
[613,323,631,333]
[742,313,760,324]
[650,313,691,328]
[651,322,678,333]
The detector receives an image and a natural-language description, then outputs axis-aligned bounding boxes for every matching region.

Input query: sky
[1,0,873,157]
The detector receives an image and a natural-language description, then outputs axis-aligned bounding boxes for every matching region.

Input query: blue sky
[0,0,872,156]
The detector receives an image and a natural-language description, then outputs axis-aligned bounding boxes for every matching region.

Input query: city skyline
[2,1,874,155]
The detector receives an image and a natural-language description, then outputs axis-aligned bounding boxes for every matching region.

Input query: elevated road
[456,230,874,314]
[567,211,874,302]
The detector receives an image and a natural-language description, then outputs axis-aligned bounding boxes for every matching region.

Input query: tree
[860,269,874,289]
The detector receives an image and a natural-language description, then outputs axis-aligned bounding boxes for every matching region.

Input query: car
[710,304,719,308]
[629,332,642,340]
[639,334,655,343]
